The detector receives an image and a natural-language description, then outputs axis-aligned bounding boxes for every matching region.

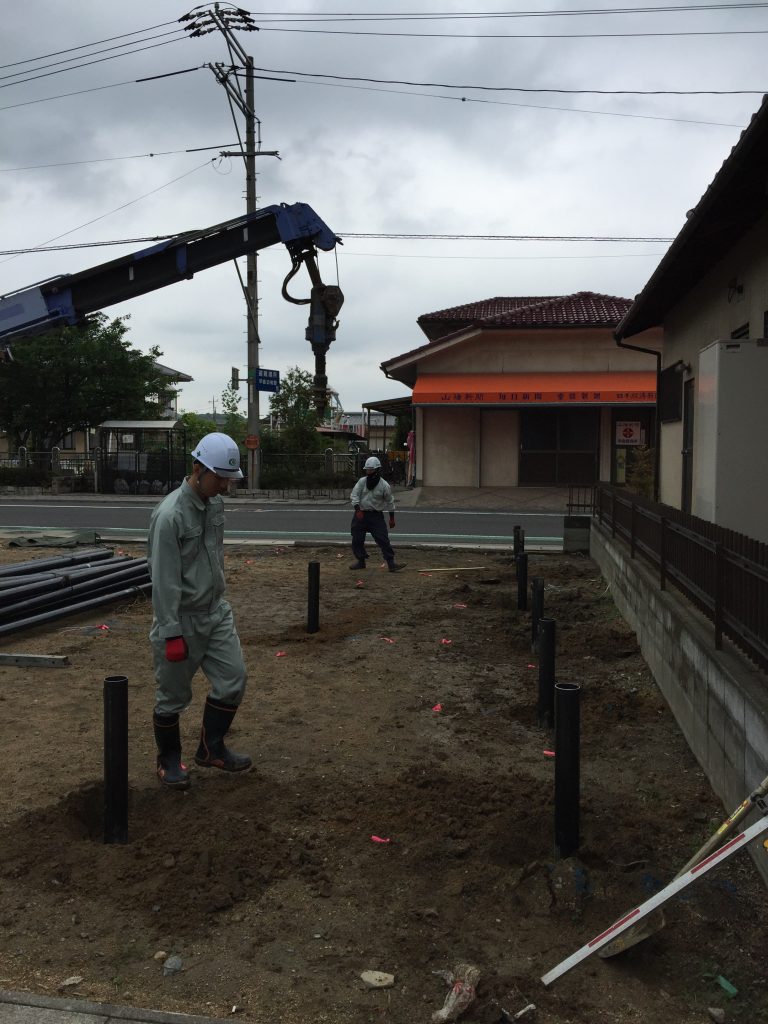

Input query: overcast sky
[2,1,766,417]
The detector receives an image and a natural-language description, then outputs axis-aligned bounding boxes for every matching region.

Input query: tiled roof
[418,296,552,322]
[419,292,632,330]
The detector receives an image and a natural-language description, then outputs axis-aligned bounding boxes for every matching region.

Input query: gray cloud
[1,0,764,412]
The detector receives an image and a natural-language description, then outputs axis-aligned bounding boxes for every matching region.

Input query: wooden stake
[0,654,70,667]
[417,566,487,573]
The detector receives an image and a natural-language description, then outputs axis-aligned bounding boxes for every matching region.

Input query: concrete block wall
[590,520,768,887]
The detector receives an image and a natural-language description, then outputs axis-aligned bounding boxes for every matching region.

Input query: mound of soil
[0,543,766,1024]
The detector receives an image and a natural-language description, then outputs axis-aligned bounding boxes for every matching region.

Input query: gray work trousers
[151,599,247,717]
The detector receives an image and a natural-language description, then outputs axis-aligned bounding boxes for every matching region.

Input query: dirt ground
[0,540,767,1024]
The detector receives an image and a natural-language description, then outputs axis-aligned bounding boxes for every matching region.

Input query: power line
[0,143,238,173]
[246,65,767,96]
[0,160,216,266]
[0,231,675,256]
[0,34,189,91]
[0,28,186,85]
[0,69,201,113]
[255,25,768,39]
[0,19,179,71]
[276,76,745,127]
[245,3,768,17]
[340,233,675,241]
[0,61,746,128]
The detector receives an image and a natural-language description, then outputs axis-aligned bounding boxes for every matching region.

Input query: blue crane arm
[0,202,341,344]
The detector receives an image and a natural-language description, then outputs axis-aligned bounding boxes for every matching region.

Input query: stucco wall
[591,521,768,887]
[659,213,768,511]
[423,327,660,374]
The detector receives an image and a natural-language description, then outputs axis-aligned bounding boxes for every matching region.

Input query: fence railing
[0,449,96,476]
[259,451,405,490]
[595,483,768,674]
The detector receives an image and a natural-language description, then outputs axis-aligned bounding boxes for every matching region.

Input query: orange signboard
[245,435,260,449]
[412,372,656,406]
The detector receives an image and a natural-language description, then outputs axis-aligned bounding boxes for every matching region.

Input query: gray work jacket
[350,475,395,513]
[147,479,226,639]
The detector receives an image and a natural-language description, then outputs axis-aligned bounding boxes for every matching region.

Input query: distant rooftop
[418,292,632,334]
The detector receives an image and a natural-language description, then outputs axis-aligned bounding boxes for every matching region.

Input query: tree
[178,410,214,445]
[267,365,323,453]
[0,315,168,450]
[220,383,246,445]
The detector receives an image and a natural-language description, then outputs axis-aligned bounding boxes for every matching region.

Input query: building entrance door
[519,409,599,485]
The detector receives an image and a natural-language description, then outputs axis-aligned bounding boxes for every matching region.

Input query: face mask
[366,470,380,489]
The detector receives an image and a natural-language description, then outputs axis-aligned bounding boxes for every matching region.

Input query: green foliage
[259,453,351,490]
[177,410,214,446]
[267,365,323,453]
[220,383,246,444]
[0,466,52,487]
[625,446,655,498]
[0,315,168,450]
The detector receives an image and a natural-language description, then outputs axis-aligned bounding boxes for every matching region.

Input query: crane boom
[0,201,343,416]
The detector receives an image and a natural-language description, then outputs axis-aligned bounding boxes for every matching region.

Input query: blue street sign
[251,368,280,392]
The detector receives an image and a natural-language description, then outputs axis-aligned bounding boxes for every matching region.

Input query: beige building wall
[422,327,659,374]
[658,213,768,510]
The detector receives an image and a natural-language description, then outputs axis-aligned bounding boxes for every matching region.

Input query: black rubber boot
[349,560,367,570]
[195,697,252,773]
[153,713,191,790]
[388,562,406,573]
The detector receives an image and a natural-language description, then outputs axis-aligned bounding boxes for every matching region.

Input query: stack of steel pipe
[0,548,151,636]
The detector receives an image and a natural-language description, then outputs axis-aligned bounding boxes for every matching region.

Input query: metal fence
[0,449,97,491]
[259,450,406,491]
[595,483,768,674]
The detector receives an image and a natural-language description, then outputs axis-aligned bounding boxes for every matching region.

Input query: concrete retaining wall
[590,520,768,887]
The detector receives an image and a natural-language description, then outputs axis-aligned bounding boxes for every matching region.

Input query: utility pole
[181,4,278,490]
[243,53,259,490]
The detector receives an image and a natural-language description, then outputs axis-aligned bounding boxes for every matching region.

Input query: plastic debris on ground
[431,962,481,1023]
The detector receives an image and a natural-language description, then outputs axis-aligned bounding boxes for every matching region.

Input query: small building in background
[382,292,661,488]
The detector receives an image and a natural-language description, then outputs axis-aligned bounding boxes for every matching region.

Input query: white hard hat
[364,456,381,470]
[190,432,244,480]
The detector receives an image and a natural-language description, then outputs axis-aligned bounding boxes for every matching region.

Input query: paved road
[0,499,563,548]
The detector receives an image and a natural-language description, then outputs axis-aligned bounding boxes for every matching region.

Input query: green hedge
[0,466,52,487]
[259,466,352,490]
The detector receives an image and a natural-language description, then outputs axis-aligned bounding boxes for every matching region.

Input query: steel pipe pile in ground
[0,549,151,636]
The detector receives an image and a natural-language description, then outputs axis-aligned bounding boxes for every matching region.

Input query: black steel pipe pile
[0,548,114,579]
[0,549,151,636]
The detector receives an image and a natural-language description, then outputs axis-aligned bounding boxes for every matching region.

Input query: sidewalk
[0,485,571,513]
[0,990,231,1024]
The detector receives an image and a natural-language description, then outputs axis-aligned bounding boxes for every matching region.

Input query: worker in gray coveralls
[349,455,406,573]
[148,432,251,789]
